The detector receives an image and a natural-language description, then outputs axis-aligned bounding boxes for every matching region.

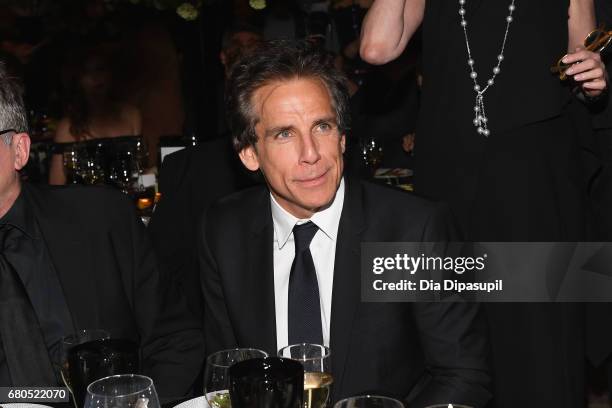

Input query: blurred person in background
[361,1,608,407]
[148,25,262,320]
[49,41,141,185]
[118,12,185,169]
[0,62,204,397]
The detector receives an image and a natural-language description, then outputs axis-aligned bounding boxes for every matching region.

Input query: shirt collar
[270,178,345,250]
[0,189,38,239]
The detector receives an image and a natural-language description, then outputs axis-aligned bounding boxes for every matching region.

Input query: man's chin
[298,187,339,213]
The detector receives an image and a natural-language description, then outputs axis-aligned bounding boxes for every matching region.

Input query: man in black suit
[0,64,204,398]
[148,25,262,317]
[199,40,490,407]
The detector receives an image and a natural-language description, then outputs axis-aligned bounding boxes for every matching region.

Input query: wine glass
[77,155,104,185]
[278,344,332,408]
[229,357,304,408]
[204,348,269,408]
[333,395,404,408]
[61,329,110,401]
[84,374,160,408]
[360,137,384,172]
[109,154,138,194]
[62,331,139,408]
[63,146,80,184]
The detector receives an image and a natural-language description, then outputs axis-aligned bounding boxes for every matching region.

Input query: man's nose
[299,133,321,164]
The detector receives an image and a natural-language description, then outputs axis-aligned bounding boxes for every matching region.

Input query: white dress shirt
[271,178,345,353]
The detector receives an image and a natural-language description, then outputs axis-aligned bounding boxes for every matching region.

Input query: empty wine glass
[84,374,159,408]
[204,348,269,408]
[333,395,404,408]
[278,344,332,408]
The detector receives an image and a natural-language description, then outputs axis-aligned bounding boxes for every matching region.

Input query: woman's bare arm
[565,0,607,97]
[360,0,425,65]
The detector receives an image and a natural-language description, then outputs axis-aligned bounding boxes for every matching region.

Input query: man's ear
[238,145,260,171]
[12,132,30,171]
[340,134,346,154]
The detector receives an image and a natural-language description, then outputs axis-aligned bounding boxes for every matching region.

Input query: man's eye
[318,123,331,131]
[276,130,291,139]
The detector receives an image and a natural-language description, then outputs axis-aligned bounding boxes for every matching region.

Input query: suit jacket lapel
[238,189,277,355]
[23,184,98,330]
[330,178,365,396]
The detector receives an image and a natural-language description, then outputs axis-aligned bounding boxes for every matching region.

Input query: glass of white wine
[204,348,269,408]
[333,395,404,408]
[84,374,160,408]
[278,343,333,408]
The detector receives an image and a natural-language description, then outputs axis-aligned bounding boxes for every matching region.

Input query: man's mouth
[295,169,330,186]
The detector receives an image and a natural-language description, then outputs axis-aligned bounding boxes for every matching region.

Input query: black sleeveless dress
[417,0,583,240]
[417,1,586,407]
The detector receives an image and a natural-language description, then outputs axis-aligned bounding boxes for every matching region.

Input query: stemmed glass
[109,153,138,194]
[278,343,333,408]
[333,395,404,408]
[61,330,139,408]
[204,348,269,408]
[84,374,160,408]
[360,137,384,172]
[63,146,80,184]
[61,329,110,405]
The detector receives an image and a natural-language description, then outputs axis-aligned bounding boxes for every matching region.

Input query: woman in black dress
[361,1,608,407]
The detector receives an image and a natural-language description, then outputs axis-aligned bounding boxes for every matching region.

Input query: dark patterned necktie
[288,221,323,345]
[0,225,56,385]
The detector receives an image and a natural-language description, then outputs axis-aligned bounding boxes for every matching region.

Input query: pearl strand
[459,0,516,137]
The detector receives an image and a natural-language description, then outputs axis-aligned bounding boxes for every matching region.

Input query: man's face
[239,77,345,219]
[0,132,30,217]
[221,31,262,76]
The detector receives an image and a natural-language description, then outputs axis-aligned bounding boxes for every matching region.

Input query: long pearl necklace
[459,0,516,137]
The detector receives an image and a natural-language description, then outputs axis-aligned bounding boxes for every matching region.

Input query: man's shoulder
[352,179,452,239]
[207,184,268,217]
[357,179,438,215]
[200,184,269,235]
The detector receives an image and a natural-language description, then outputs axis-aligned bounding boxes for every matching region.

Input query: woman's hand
[563,47,608,98]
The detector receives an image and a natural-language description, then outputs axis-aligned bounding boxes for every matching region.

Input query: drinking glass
[63,146,80,184]
[278,344,332,408]
[61,330,110,398]
[109,153,139,194]
[229,357,304,408]
[63,334,139,408]
[360,137,384,172]
[84,374,160,408]
[204,348,269,408]
[78,155,104,185]
[333,396,404,408]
